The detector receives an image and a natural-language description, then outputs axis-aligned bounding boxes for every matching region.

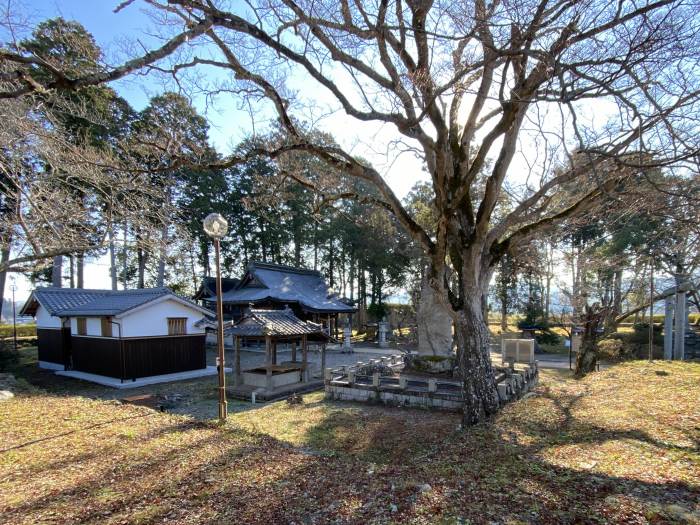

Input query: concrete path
[56,366,232,389]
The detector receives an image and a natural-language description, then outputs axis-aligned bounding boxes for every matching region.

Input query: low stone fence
[324,355,538,412]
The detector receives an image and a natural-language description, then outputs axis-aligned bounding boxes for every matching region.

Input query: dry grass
[1,361,698,524]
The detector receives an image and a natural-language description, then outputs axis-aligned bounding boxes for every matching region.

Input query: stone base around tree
[324,358,539,412]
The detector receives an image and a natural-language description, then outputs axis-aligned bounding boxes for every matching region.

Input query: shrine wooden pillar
[301,334,308,382]
[291,340,297,362]
[234,335,241,386]
[321,342,326,377]
[265,334,272,389]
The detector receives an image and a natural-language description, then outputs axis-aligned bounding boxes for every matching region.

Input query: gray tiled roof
[227,307,327,337]
[57,288,172,316]
[22,287,207,317]
[206,262,355,314]
[193,276,240,300]
[21,288,107,316]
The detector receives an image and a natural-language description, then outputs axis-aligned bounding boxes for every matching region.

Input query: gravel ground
[230,344,401,375]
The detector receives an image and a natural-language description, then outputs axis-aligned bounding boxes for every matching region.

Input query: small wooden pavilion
[227,307,330,394]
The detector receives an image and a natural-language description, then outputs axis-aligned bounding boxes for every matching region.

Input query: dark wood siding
[69,334,206,379]
[37,328,65,365]
[123,335,206,379]
[71,337,122,377]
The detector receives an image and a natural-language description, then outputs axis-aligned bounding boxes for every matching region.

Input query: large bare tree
[0,94,167,279]
[3,0,700,423]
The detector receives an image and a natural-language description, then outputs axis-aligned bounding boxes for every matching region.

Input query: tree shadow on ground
[3,346,276,419]
[2,363,699,525]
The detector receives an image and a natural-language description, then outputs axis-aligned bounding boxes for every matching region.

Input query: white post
[664,296,674,361]
[378,318,389,348]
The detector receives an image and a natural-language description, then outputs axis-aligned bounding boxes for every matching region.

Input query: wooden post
[291,340,297,362]
[302,334,308,382]
[321,343,326,378]
[272,339,277,365]
[234,335,241,386]
[265,335,272,390]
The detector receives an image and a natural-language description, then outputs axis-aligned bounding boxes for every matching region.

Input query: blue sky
[8,1,429,300]
[9,1,591,306]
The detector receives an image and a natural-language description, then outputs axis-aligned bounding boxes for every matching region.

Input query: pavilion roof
[227,307,327,338]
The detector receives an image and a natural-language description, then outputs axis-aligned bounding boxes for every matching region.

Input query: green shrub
[367,303,389,322]
[597,338,624,359]
[630,322,663,345]
[536,330,561,345]
[0,324,36,338]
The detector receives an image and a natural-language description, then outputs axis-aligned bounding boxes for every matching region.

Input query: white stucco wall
[36,305,62,329]
[118,298,206,338]
[69,316,103,336]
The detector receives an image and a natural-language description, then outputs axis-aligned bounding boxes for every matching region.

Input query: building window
[76,317,87,336]
[168,318,187,336]
[101,317,112,337]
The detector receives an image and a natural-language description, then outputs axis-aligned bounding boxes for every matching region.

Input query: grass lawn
[1,362,699,524]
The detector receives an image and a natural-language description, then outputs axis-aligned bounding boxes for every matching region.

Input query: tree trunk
[109,226,118,290]
[0,244,10,319]
[575,305,603,377]
[499,292,508,331]
[349,252,355,302]
[454,297,500,425]
[294,233,302,267]
[328,237,334,288]
[190,244,198,294]
[544,244,553,322]
[122,222,129,289]
[69,255,75,288]
[313,221,319,271]
[202,239,210,278]
[604,268,623,332]
[137,236,146,289]
[157,188,170,287]
[76,253,84,288]
[52,256,62,287]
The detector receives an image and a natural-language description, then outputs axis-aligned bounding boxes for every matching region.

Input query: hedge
[0,324,36,338]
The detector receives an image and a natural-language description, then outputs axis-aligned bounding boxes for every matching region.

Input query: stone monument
[378,317,389,348]
[416,272,453,356]
[343,317,353,352]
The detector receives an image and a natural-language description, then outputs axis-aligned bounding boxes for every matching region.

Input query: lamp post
[203,213,229,422]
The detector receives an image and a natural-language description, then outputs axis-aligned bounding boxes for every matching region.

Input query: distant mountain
[0,298,32,324]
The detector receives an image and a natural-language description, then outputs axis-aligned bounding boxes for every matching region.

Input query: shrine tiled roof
[204,262,355,314]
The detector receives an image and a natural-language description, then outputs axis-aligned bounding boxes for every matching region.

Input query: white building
[21,287,215,385]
